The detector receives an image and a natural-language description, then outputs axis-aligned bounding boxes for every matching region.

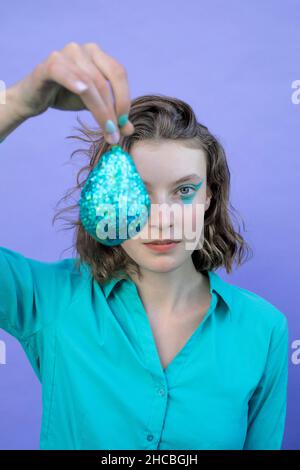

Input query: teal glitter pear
[79,144,151,246]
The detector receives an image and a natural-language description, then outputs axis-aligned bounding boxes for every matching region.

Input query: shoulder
[213,271,288,335]
[0,245,88,277]
[235,283,286,324]
[29,255,93,300]
[0,245,92,305]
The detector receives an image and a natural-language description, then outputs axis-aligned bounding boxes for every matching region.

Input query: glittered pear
[79,145,151,246]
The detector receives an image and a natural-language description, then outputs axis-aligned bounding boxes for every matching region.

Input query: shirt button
[147,434,154,441]
[157,387,165,397]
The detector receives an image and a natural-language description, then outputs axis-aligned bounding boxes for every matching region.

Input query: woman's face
[121,140,212,273]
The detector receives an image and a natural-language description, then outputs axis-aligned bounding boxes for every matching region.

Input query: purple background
[0,0,299,450]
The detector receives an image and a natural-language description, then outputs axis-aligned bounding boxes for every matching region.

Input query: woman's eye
[177,185,196,198]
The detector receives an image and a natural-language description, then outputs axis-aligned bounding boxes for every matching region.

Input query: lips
[144,241,181,253]
[143,240,181,245]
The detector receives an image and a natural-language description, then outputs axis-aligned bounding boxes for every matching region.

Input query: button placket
[144,379,169,449]
[156,385,166,397]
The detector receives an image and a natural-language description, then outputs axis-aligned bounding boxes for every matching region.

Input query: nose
[148,201,175,231]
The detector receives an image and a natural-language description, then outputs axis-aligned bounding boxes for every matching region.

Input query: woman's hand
[10,42,135,144]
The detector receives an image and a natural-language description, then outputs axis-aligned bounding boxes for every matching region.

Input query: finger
[83,43,135,136]
[42,52,120,144]
[62,44,121,144]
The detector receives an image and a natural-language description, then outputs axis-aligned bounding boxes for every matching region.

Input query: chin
[142,257,182,273]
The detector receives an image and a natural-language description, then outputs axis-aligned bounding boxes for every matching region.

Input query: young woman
[0,42,288,450]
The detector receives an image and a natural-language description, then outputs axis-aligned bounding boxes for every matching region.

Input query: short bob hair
[52,94,253,285]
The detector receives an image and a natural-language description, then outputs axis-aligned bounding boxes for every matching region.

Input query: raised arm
[0,41,135,143]
[0,41,135,341]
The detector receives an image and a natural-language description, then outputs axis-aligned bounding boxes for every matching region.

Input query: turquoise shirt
[0,245,288,450]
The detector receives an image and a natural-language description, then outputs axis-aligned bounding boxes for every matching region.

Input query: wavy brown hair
[52,94,253,285]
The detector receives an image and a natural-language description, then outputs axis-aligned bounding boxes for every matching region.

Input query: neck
[129,258,209,316]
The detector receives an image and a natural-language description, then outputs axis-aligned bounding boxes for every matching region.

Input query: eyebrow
[143,173,202,187]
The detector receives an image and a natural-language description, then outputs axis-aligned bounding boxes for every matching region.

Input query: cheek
[180,197,204,235]
[121,240,138,258]
[121,239,149,266]
[180,192,198,205]
[192,202,205,236]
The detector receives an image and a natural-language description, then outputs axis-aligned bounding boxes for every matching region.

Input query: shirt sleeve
[243,314,289,450]
[0,245,78,342]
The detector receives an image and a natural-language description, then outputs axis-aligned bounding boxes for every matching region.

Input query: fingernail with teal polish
[118,114,129,128]
[105,119,117,134]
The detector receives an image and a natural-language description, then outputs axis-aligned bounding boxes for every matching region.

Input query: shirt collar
[207,270,232,310]
[102,276,125,299]
[102,270,232,311]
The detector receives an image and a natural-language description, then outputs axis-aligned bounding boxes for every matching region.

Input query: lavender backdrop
[0,0,299,450]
